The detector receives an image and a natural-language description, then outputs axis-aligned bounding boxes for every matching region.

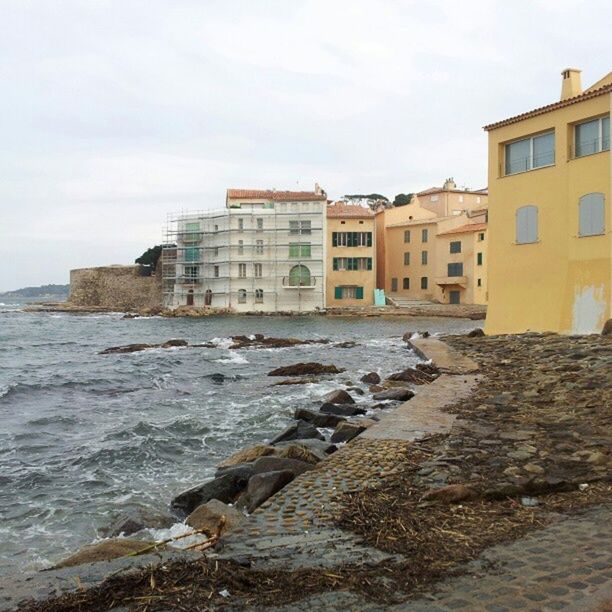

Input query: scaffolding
[161,201,327,312]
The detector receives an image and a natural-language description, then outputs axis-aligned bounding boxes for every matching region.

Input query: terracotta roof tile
[227,189,326,202]
[417,186,488,196]
[437,223,488,236]
[483,83,612,131]
[327,202,374,218]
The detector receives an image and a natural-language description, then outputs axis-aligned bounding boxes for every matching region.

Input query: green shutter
[289,244,299,258]
[333,258,338,271]
[366,233,372,247]
[334,287,343,299]
[355,286,364,299]
[367,258,372,270]
[301,244,311,258]
[332,232,338,247]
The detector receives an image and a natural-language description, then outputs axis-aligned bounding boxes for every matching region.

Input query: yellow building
[485,69,611,334]
[377,180,488,305]
[326,202,376,306]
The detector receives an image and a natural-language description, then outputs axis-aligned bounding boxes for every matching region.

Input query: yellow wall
[326,216,376,306]
[485,93,611,334]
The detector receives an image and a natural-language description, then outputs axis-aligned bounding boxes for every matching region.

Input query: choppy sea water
[0,300,480,575]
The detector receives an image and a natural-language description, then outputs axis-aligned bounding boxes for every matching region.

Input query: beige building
[326,202,376,307]
[377,179,488,305]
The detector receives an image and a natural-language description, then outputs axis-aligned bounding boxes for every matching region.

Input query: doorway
[449,290,460,305]
[186,289,194,306]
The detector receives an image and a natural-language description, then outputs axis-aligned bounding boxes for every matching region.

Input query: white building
[162,186,327,312]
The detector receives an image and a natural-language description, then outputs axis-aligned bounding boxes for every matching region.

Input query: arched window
[579,193,605,237]
[186,289,194,306]
[516,205,538,244]
[255,289,264,303]
[237,289,247,303]
[204,289,212,306]
[288,265,311,286]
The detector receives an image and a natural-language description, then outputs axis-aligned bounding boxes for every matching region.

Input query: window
[404,230,411,243]
[450,241,461,254]
[421,277,428,290]
[184,247,199,262]
[333,286,364,300]
[204,289,212,306]
[578,193,605,237]
[238,218,244,232]
[213,265,219,278]
[238,240,244,255]
[477,278,482,287]
[289,220,311,234]
[332,257,372,271]
[478,232,485,241]
[238,289,247,303]
[575,116,610,157]
[391,278,398,292]
[288,265,311,286]
[184,265,199,279]
[516,205,539,244]
[256,218,264,231]
[430,195,439,202]
[238,263,247,278]
[254,263,263,277]
[213,247,219,257]
[255,289,264,303]
[448,263,464,276]
[403,277,410,290]
[477,252,483,266]
[404,252,410,265]
[332,232,372,247]
[289,243,311,258]
[214,224,218,232]
[505,132,555,175]
[184,222,200,241]
[421,250,428,265]
[422,229,428,243]
[256,239,264,254]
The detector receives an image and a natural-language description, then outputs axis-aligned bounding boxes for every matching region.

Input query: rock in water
[294,408,345,428]
[321,389,355,404]
[186,499,245,535]
[320,403,366,417]
[360,372,381,384]
[372,388,415,401]
[269,420,324,444]
[217,445,276,468]
[54,539,164,569]
[268,363,344,376]
[103,509,174,537]
[331,422,366,444]
[215,463,256,480]
[160,339,188,347]
[171,474,248,515]
[99,343,154,355]
[251,456,315,477]
[240,470,295,513]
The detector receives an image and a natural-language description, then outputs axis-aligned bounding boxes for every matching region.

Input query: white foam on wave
[210,337,233,349]
[146,521,208,548]
[215,350,248,364]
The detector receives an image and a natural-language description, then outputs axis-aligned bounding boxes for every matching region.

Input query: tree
[344,193,389,202]
[135,245,163,270]
[393,193,414,207]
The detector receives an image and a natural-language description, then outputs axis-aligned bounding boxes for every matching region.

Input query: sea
[0,298,480,576]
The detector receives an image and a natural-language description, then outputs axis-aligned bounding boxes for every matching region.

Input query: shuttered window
[579,193,605,237]
[334,287,343,299]
[516,206,538,244]
[448,263,464,276]
[391,278,398,292]
[421,277,428,289]
[404,252,410,265]
[403,277,410,289]
[404,230,411,243]
[450,241,461,254]
[355,286,364,300]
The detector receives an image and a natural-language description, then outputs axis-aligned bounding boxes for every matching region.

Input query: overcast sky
[0,0,610,291]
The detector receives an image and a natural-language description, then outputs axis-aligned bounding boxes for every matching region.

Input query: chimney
[314,182,321,195]
[443,177,456,190]
[560,68,582,101]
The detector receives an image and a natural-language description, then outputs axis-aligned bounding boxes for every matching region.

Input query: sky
[0,0,610,291]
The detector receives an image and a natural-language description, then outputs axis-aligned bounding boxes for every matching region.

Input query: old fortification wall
[69,265,162,311]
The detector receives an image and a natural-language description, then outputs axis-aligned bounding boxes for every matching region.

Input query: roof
[327,202,374,218]
[483,82,612,131]
[226,189,326,202]
[437,223,488,236]
[417,186,488,196]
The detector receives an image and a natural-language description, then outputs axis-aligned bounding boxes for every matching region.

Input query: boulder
[251,456,315,478]
[217,445,276,468]
[360,372,381,385]
[372,388,415,402]
[347,386,365,396]
[240,470,295,513]
[171,473,248,515]
[275,438,337,456]
[54,539,164,569]
[269,420,324,444]
[275,443,324,465]
[99,343,153,355]
[331,422,366,444]
[421,484,476,504]
[268,363,344,376]
[229,335,330,349]
[467,328,485,338]
[320,403,367,417]
[103,509,175,537]
[161,339,188,348]
[321,389,355,404]
[215,463,256,480]
[602,319,612,336]
[386,368,435,385]
[186,499,245,535]
[369,384,384,393]
[402,331,416,342]
[294,408,345,428]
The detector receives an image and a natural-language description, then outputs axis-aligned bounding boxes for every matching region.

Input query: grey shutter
[579,193,605,237]
[517,206,538,244]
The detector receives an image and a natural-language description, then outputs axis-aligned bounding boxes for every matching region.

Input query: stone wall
[69,265,162,311]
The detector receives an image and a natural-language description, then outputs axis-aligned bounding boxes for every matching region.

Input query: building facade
[162,186,327,312]
[484,69,611,334]
[377,180,488,305]
[325,202,376,307]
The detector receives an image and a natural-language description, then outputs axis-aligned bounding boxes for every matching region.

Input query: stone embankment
[10,331,612,611]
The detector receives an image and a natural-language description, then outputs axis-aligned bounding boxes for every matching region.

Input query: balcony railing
[282,276,317,288]
[435,276,467,286]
